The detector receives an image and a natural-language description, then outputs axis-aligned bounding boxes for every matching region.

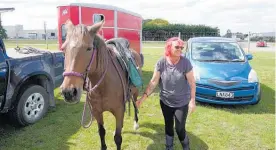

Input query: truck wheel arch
[11,72,55,109]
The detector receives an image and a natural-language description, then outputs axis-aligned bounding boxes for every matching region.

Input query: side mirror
[246,53,253,60]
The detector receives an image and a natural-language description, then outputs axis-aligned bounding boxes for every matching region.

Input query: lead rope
[81,89,93,128]
[81,47,108,128]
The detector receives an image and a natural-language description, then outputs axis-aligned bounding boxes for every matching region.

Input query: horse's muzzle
[61,87,81,104]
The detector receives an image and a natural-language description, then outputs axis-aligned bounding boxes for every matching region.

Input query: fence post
[178,32,181,39]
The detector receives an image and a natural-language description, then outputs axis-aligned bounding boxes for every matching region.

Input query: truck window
[0,38,5,52]
[61,24,66,43]
[93,14,104,23]
[0,47,4,62]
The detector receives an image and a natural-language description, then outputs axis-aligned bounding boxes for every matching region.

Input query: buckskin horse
[60,19,142,150]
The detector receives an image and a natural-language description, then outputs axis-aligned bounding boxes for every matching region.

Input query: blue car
[184,37,261,105]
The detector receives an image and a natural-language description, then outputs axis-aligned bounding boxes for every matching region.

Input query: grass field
[0,40,275,150]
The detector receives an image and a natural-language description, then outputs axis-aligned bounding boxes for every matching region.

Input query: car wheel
[9,84,49,126]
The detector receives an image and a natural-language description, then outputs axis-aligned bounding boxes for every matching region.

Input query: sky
[0,0,275,35]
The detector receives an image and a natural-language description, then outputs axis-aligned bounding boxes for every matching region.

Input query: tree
[142,19,152,25]
[225,29,232,38]
[236,32,244,40]
[145,18,169,26]
[0,24,7,39]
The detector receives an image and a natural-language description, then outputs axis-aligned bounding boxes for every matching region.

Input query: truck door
[0,42,8,110]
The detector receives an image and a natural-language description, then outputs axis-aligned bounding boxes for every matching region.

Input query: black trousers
[160,100,189,141]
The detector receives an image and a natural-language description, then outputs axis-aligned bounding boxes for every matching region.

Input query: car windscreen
[191,42,245,62]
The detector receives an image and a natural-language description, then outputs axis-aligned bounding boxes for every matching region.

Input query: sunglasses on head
[175,46,184,50]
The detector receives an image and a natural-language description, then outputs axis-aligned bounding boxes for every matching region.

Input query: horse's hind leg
[113,106,124,150]
[132,90,139,130]
[96,113,107,150]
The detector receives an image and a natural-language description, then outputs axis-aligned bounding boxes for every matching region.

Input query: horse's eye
[87,47,92,51]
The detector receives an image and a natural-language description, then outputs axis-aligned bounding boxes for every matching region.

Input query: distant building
[256,32,275,37]
[249,32,275,42]
[3,24,58,39]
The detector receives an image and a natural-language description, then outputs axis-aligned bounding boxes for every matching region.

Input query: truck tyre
[9,84,49,126]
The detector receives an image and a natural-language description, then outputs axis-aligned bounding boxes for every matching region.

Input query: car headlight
[248,69,258,83]
[193,67,200,81]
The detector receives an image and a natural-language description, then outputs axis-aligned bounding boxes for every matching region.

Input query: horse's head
[60,19,104,104]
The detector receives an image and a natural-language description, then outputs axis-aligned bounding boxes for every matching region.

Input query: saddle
[106,38,143,88]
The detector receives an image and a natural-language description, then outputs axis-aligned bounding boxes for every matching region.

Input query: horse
[59,19,142,150]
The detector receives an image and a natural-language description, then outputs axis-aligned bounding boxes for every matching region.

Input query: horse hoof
[133,121,139,130]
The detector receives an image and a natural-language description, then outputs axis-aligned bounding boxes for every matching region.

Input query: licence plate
[216,91,234,98]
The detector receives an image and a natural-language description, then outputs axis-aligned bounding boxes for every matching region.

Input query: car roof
[188,37,237,43]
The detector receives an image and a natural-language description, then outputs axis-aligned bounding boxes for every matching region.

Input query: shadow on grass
[196,83,275,114]
[124,123,209,150]
[0,96,85,150]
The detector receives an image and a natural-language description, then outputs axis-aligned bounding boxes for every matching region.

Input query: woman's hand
[188,99,196,114]
[136,95,146,108]
[136,99,142,108]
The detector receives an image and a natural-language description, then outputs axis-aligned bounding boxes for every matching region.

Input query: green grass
[0,40,275,150]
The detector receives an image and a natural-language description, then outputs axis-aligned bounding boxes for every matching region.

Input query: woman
[136,37,196,150]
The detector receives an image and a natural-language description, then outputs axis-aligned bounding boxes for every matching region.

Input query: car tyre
[9,84,49,126]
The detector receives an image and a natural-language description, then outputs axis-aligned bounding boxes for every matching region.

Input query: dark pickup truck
[0,38,64,126]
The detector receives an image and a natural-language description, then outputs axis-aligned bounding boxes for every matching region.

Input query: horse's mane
[93,34,108,74]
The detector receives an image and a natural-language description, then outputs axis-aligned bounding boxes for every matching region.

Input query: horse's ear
[88,20,105,35]
[65,19,74,31]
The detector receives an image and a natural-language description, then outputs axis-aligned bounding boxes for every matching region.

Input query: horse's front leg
[96,113,107,150]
